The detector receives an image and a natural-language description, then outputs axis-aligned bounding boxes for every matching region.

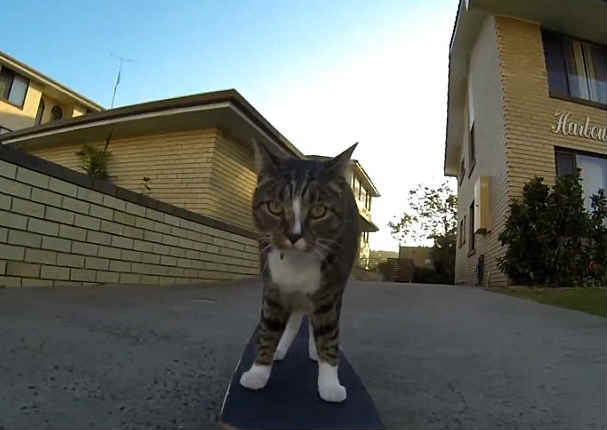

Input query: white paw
[317,362,346,402]
[274,347,286,361]
[239,364,271,390]
[318,382,347,402]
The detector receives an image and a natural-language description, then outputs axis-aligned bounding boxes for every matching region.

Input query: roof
[0,50,104,112]
[0,89,303,158]
[306,155,381,197]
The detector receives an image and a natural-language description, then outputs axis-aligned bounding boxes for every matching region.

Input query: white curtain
[585,42,607,105]
[565,40,607,104]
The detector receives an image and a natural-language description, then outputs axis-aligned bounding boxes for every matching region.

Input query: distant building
[0,50,103,134]
[444,0,606,286]
[399,246,433,268]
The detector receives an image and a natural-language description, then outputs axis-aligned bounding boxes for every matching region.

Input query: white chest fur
[267,249,322,295]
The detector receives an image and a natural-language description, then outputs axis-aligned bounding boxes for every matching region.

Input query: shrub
[588,189,607,285]
[498,171,605,287]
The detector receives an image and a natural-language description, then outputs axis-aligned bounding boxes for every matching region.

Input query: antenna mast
[110,53,135,108]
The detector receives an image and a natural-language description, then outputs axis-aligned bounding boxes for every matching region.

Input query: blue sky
[3,0,458,251]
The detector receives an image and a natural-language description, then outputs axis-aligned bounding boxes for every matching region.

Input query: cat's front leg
[310,307,346,402]
[240,295,289,390]
[274,311,303,361]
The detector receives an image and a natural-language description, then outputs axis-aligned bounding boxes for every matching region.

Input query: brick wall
[26,128,259,232]
[0,146,259,288]
[209,131,257,231]
[497,17,606,196]
[27,129,217,216]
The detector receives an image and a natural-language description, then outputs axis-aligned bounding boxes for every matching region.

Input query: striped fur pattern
[239,140,360,402]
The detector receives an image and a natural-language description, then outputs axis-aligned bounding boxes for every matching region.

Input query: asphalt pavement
[0,280,604,429]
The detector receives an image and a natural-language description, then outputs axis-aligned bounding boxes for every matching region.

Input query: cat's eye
[267,201,284,215]
[309,204,327,219]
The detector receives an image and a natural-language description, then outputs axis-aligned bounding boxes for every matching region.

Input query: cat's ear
[325,142,358,177]
[252,138,282,175]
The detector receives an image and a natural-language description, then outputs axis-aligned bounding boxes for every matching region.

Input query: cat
[239,140,361,403]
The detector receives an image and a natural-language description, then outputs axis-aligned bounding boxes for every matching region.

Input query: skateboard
[220,317,384,429]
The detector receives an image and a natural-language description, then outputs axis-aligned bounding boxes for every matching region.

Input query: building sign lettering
[551,111,607,142]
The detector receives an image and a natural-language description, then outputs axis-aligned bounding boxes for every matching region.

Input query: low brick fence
[0,146,259,287]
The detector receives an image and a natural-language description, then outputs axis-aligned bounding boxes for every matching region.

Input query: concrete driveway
[0,281,604,429]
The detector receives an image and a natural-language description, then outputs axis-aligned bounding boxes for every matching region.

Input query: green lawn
[486,286,606,318]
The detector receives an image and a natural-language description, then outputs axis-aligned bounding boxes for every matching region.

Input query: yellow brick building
[1,90,380,275]
[444,0,606,286]
[0,50,103,133]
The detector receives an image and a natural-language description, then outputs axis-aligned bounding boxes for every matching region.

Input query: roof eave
[0,89,304,159]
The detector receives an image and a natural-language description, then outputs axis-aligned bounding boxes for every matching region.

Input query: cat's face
[252,142,357,256]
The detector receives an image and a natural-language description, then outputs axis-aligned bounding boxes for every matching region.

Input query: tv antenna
[110,53,135,108]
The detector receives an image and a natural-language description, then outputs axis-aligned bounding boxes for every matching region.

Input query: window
[50,105,63,122]
[469,202,475,253]
[468,123,476,177]
[556,149,607,210]
[0,126,12,134]
[35,98,45,125]
[0,67,29,108]
[365,193,371,211]
[542,30,607,106]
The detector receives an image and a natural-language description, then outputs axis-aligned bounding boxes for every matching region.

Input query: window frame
[35,98,45,125]
[468,202,475,255]
[0,67,30,109]
[459,157,466,185]
[468,122,476,178]
[458,218,466,248]
[542,30,607,110]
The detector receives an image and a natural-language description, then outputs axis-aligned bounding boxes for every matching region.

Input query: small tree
[76,133,112,180]
[497,177,552,284]
[76,144,111,180]
[389,182,457,283]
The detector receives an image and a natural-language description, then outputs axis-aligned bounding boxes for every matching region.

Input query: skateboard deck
[220,317,384,430]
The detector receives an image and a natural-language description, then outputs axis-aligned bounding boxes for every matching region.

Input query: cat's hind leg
[274,311,303,361]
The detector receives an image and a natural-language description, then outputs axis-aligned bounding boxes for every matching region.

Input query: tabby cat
[239,140,360,403]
